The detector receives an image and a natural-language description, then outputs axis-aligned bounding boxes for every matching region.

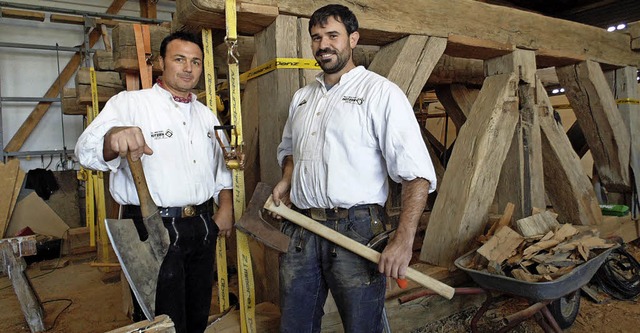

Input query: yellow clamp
[77,168,90,181]
[616,98,640,105]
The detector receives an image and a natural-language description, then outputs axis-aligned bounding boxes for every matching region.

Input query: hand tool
[236,182,455,299]
[105,155,170,320]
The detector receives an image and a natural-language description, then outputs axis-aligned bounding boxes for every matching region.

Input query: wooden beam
[420,73,519,268]
[139,0,157,19]
[556,61,631,192]
[1,243,45,332]
[3,0,128,153]
[486,50,545,221]
[49,14,120,27]
[174,0,640,67]
[0,8,45,21]
[369,35,447,104]
[537,79,602,226]
[435,84,478,130]
[629,21,640,51]
[607,66,640,207]
[255,15,301,187]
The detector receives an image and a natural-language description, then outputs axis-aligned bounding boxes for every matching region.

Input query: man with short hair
[75,31,233,333]
[272,4,437,332]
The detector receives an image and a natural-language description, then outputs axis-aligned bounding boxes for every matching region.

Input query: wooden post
[486,49,545,221]
[435,84,479,131]
[556,61,631,192]
[421,73,519,268]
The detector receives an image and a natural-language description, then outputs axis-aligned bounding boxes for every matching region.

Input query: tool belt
[298,204,383,222]
[123,198,212,219]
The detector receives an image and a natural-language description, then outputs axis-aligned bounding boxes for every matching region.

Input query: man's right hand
[103,126,153,162]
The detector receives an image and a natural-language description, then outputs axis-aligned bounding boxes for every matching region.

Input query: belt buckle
[309,208,327,221]
[182,205,196,218]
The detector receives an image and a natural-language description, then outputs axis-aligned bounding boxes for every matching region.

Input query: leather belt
[299,204,381,221]
[123,199,212,219]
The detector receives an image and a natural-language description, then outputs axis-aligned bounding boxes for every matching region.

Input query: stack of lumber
[0,160,26,238]
[74,67,124,105]
[467,209,616,283]
[112,23,170,74]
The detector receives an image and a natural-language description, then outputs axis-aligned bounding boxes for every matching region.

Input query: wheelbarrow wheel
[548,289,581,329]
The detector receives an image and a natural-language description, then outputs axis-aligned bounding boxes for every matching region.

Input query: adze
[236,182,455,299]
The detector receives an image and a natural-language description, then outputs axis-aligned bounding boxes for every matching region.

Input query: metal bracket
[214,125,245,170]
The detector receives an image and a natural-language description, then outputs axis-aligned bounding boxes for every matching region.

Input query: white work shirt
[277,66,437,209]
[75,84,232,207]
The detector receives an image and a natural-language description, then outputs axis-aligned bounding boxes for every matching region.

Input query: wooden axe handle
[126,155,158,217]
[264,196,455,299]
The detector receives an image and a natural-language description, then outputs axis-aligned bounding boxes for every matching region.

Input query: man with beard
[271,4,437,332]
[75,31,233,333]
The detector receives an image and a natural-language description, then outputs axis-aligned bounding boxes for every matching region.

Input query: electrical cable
[42,298,73,331]
[593,245,640,300]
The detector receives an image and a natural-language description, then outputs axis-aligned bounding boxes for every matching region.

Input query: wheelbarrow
[399,244,619,333]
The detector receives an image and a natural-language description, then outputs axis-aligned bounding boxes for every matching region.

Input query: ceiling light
[560,88,565,93]
[607,26,616,32]
[616,23,626,30]
[552,89,560,94]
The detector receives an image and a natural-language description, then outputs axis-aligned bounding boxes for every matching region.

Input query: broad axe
[235,182,455,299]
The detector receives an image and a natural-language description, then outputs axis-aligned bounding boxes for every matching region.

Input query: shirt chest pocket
[326,103,376,148]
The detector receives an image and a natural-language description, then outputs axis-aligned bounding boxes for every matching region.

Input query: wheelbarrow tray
[454,244,618,302]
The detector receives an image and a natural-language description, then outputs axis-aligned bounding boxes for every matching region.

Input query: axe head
[235,182,290,252]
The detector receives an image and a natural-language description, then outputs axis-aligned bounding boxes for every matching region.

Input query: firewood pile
[465,205,616,283]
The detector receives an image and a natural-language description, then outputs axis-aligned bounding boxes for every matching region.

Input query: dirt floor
[1,242,639,332]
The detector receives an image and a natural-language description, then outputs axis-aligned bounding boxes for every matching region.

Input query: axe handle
[264,196,455,300]
[127,155,158,217]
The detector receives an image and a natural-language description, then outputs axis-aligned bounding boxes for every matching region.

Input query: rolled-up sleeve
[375,82,437,193]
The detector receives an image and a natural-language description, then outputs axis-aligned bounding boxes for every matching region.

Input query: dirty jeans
[279,209,386,333]
[125,208,218,333]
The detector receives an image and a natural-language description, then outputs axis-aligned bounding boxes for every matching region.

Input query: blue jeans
[279,209,386,333]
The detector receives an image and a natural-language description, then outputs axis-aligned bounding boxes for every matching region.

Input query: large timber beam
[421,73,519,268]
[486,50,545,221]
[174,0,639,67]
[556,61,631,192]
[368,35,447,104]
[3,0,128,153]
[537,81,602,226]
[435,84,479,131]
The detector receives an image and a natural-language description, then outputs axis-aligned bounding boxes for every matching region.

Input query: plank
[435,84,479,131]
[556,60,631,192]
[49,14,120,27]
[76,68,124,89]
[0,160,20,238]
[173,0,640,67]
[368,35,447,104]
[62,88,85,115]
[0,243,46,332]
[3,0,128,153]
[255,15,301,186]
[487,49,545,221]
[630,22,640,51]
[537,79,602,225]
[7,169,26,238]
[421,73,519,267]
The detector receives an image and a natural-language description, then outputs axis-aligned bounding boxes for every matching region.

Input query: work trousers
[124,208,218,333]
[279,208,386,333]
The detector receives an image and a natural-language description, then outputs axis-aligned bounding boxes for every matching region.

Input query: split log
[477,226,523,264]
[515,211,561,238]
[556,61,631,192]
[421,73,519,268]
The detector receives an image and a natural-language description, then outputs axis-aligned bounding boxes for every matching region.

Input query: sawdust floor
[1,243,639,332]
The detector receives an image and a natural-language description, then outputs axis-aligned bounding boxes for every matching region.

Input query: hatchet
[236,182,455,299]
[105,156,170,320]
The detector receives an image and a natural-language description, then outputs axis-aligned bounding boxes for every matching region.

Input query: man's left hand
[378,231,414,280]
[213,206,234,238]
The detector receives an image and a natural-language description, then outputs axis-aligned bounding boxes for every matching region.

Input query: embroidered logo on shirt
[151,129,173,140]
[297,100,307,107]
[342,96,365,105]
